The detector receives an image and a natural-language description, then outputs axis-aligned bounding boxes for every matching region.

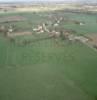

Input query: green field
[0,11,97,100]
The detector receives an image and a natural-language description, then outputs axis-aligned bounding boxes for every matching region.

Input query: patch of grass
[0,11,97,100]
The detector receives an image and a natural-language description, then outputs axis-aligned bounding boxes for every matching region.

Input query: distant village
[0,14,97,51]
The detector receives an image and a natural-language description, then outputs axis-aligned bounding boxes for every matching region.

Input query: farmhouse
[33,25,44,33]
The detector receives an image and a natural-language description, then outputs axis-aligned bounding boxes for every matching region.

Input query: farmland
[0,6,97,100]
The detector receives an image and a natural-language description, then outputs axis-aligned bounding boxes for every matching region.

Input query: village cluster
[0,15,97,50]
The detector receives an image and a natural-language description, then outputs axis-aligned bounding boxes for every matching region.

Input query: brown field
[8,31,32,37]
[86,33,97,45]
[0,16,26,23]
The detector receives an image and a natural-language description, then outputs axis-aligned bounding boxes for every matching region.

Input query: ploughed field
[0,11,97,100]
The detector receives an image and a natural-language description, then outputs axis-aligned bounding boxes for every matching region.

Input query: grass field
[0,11,97,100]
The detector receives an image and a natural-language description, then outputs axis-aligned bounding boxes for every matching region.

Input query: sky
[0,0,96,3]
[0,0,61,1]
